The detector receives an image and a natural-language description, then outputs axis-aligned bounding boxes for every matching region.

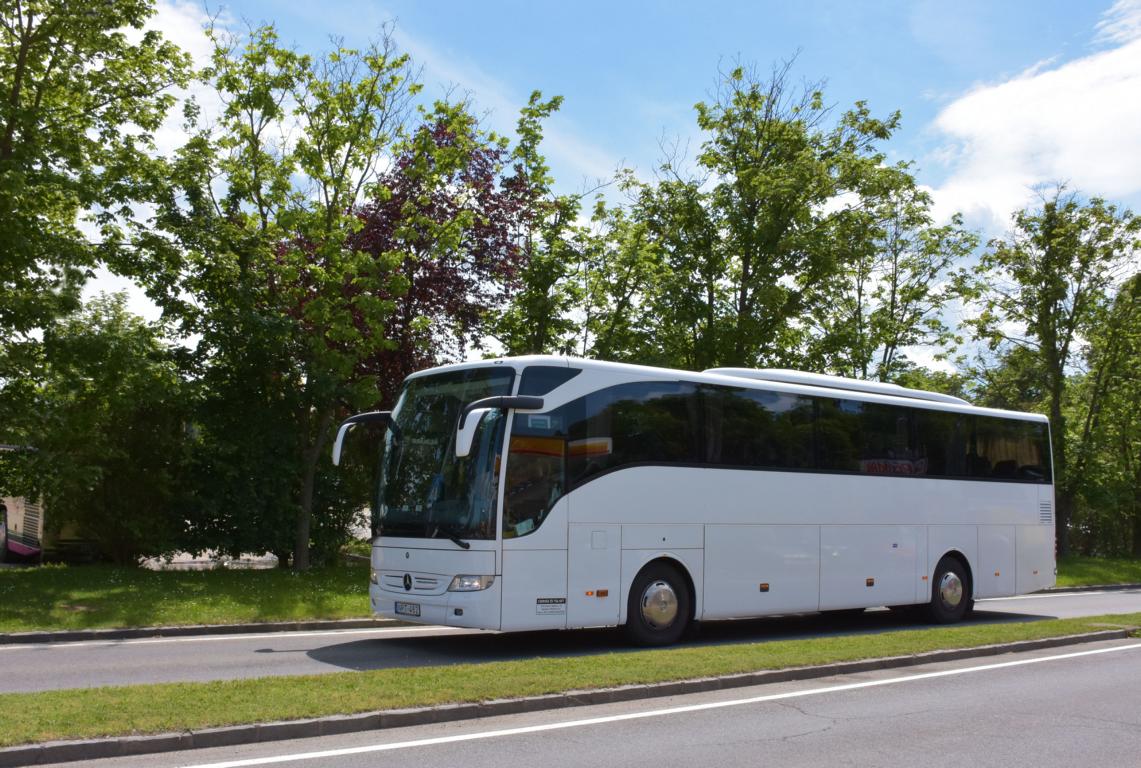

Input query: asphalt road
[2,589,1138,694]
[40,636,1141,768]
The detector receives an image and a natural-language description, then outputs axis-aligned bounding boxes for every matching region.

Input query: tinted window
[969,417,1052,481]
[915,410,967,478]
[518,366,582,396]
[504,379,1051,512]
[705,386,814,470]
[569,381,702,484]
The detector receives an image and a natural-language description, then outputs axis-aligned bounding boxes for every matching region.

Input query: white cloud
[926,2,1141,233]
[1096,0,1141,45]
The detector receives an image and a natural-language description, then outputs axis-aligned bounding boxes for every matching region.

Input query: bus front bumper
[370,579,501,629]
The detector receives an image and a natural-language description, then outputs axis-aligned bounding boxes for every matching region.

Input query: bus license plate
[395,601,420,617]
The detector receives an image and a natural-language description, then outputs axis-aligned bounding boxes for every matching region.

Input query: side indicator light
[597,589,609,598]
[866,578,875,587]
[994,571,1001,577]
[759,583,770,593]
[585,590,594,597]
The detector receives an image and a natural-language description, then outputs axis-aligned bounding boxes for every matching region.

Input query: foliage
[577,61,903,370]
[1069,274,1141,555]
[0,295,191,563]
[353,102,536,401]
[809,174,976,380]
[0,0,189,337]
[965,188,1140,554]
[493,92,591,356]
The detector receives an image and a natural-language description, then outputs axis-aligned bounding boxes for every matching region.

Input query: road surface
[1,588,1138,693]
[38,636,1141,768]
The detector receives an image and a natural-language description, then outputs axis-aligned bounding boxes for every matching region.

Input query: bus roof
[403,355,1049,424]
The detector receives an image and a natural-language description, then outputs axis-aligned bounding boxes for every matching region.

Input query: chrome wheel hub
[939,571,964,609]
[640,580,679,629]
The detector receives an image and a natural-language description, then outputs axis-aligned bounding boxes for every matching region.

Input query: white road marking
[179,641,1141,768]
[0,626,470,651]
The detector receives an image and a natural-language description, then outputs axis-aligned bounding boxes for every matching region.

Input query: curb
[0,618,413,646]
[0,629,1131,767]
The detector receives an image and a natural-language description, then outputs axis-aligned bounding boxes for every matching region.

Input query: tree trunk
[1132,462,1141,558]
[293,408,335,571]
[1045,352,1069,556]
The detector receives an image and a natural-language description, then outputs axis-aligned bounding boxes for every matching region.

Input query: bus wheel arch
[623,557,694,646]
[928,550,974,624]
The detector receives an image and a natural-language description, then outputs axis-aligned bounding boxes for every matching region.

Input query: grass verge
[1,555,1137,634]
[0,563,370,633]
[2,612,1138,748]
[1056,555,1141,587]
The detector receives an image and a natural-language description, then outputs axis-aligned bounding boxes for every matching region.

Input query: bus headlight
[448,575,495,592]
[369,569,379,585]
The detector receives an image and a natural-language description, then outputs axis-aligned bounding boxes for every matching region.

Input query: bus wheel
[927,556,971,624]
[624,562,691,646]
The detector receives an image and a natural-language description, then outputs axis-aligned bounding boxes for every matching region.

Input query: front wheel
[927,556,972,624]
[624,562,691,646]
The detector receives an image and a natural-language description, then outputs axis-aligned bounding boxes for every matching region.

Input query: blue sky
[166,0,1141,234]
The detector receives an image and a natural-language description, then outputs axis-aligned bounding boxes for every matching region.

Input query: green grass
[0,553,1136,634]
[1056,555,1141,587]
[1,612,1137,748]
[0,563,371,633]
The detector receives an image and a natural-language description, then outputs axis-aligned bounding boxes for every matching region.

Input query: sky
[94,0,1141,324]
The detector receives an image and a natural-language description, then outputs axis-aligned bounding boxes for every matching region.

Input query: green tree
[596,61,901,370]
[0,0,189,333]
[1070,273,1141,555]
[0,294,191,563]
[810,174,976,381]
[129,25,420,568]
[0,0,189,460]
[493,91,591,356]
[966,189,1140,555]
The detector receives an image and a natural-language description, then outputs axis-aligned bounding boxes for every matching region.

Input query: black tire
[927,555,972,624]
[624,562,692,646]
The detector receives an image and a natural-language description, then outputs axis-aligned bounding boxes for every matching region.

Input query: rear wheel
[624,562,691,646]
[927,556,972,624]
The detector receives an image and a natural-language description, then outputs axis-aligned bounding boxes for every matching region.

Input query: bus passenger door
[499,488,570,632]
[567,524,621,627]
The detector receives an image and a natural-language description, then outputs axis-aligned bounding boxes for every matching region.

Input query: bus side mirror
[331,411,393,466]
[455,408,492,458]
[454,396,545,458]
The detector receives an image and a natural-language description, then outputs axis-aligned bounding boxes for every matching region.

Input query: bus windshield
[377,367,514,542]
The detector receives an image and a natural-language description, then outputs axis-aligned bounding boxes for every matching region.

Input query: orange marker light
[585,590,594,597]
[597,589,609,598]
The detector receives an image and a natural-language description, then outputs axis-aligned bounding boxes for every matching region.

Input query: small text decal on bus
[536,597,566,615]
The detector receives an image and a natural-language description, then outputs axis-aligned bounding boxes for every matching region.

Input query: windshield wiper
[431,523,471,550]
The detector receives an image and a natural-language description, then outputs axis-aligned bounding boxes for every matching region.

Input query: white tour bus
[333,356,1055,645]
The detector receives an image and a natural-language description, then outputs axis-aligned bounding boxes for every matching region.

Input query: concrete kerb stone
[0,628,1132,768]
